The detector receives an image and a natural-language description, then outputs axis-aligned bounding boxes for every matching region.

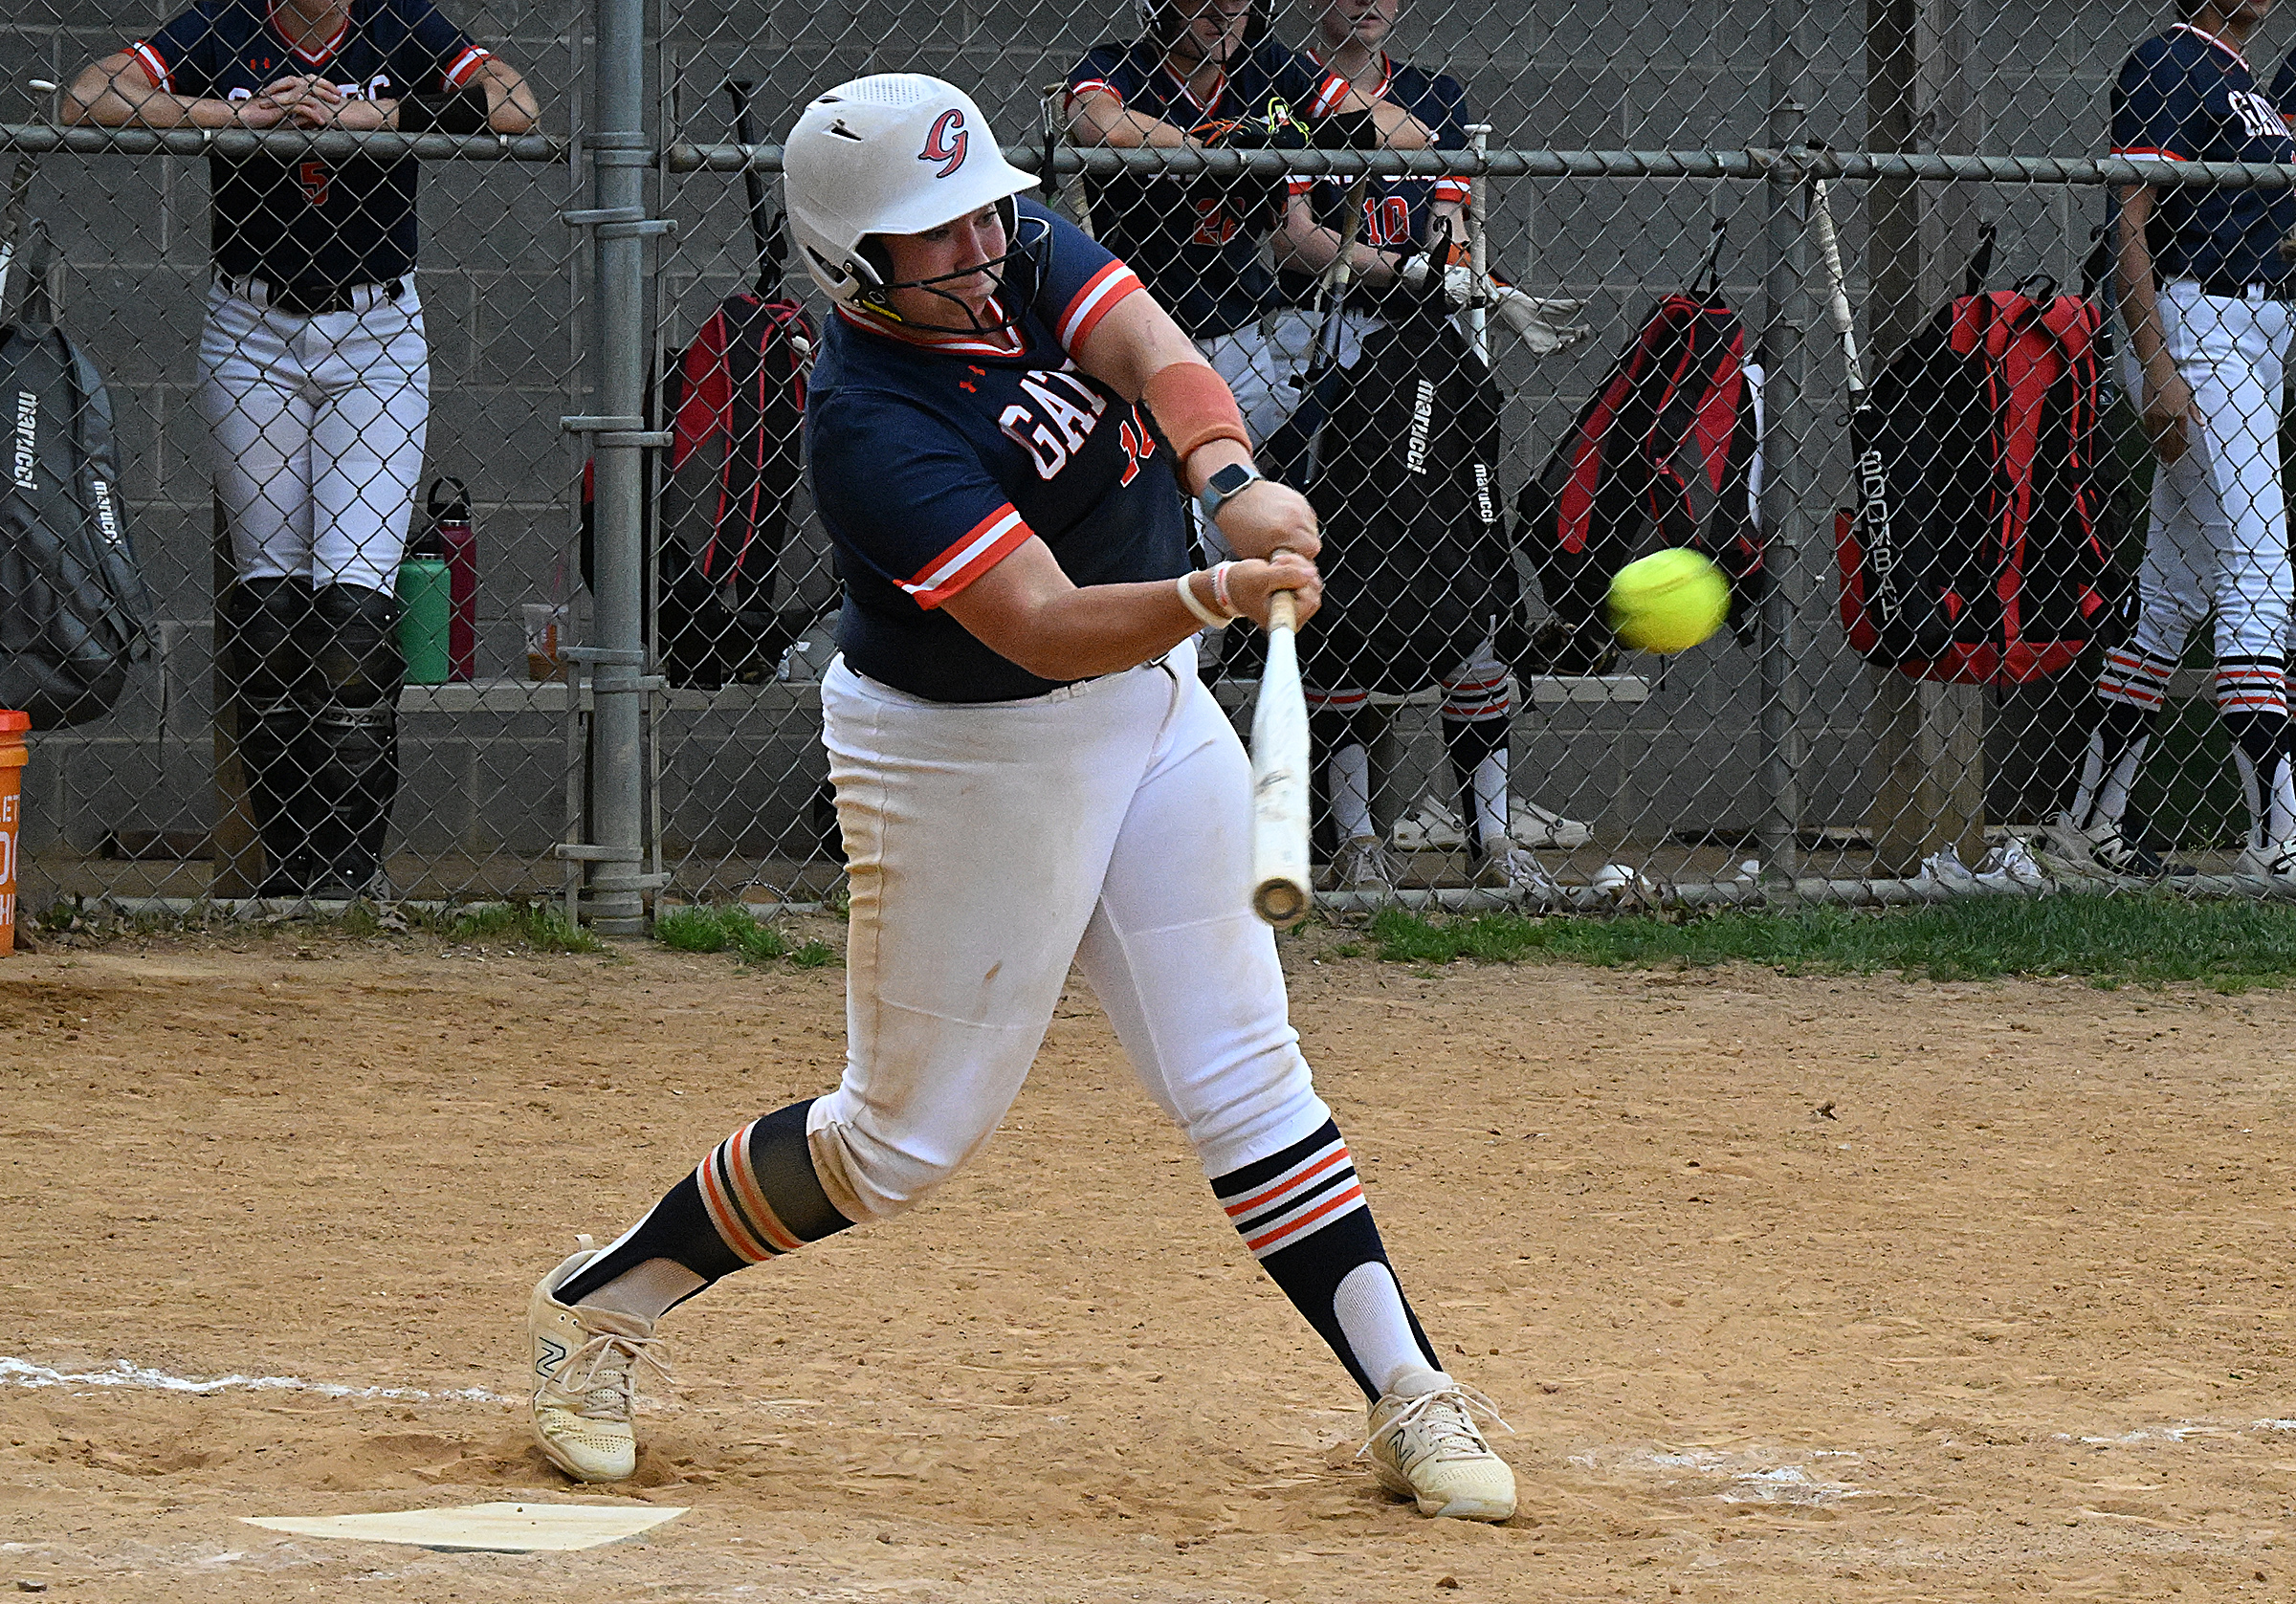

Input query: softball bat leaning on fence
[1249,590,1312,926]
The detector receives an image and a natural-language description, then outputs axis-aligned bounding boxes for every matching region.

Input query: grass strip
[1367,891,2296,991]
[416,902,607,954]
[653,904,810,964]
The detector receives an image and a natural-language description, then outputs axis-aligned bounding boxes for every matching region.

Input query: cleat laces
[538,1327,675,1421]
[1360,1377,1512,1465]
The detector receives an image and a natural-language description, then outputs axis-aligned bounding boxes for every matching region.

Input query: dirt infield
[2,924,2292,1601]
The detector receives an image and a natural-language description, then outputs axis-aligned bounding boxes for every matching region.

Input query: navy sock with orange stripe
[1212,1119,1439,1399]
[557,1099,852,1312]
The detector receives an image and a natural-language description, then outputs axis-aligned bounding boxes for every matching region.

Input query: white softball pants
[806,642,1332,1224]
[1207,307,1381,446]
[197,278,431,593]
[2122,281,2296,666]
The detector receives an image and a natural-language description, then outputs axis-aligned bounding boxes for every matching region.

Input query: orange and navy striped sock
[557,1099,851,1307]
[1212,1120,1438,1399]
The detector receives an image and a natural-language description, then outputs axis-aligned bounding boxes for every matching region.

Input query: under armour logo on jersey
[919,109,968,178]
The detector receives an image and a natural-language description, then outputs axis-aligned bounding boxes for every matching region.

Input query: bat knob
[1252,877,1308,926]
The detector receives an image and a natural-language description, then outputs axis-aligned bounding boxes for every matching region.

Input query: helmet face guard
[850,202,1051,338]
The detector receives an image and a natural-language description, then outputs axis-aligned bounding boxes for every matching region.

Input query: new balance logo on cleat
[2046,812,2192,880]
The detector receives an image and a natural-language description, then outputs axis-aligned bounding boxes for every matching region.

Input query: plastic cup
[524,603,568,682]
[0,709,28,957]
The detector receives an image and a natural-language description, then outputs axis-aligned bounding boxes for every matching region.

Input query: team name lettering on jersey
[999,367,1110,479]
[2231,89,2290,141]
[920,109,969,178]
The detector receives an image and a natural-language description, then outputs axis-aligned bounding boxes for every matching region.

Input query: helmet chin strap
[850,212,1047,338]
[856,271,1012,338]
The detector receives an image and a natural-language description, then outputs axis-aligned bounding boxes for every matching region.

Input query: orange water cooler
[0,710,26,956]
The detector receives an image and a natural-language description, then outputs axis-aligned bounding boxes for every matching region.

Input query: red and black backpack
[582,84,822,689]
[1513,226,1766,670]
[1835,228,2123,683]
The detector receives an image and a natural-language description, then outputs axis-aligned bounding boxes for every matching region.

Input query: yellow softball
[1605,548,1730,655]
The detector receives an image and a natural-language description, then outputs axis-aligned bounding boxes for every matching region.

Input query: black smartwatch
[1196,462,1266,524]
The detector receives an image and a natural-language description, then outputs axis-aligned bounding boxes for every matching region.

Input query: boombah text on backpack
[0,220,153,728]
[1834,229,2122,683]
[1513,223,1766,674]
[1273,281,1521,696]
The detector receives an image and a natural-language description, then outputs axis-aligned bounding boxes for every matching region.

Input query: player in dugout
[1063,0,1432,410]
[64,0,538,899]
[1258,0,1594,894]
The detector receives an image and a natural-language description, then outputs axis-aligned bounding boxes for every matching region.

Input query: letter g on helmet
[784,75,1037,308]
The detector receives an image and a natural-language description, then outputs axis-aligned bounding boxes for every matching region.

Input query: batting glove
[1397,253,1480,307]
[1490,286,1591,356]
[1398,257,1592,355]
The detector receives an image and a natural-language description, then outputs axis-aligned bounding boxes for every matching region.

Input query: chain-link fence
[11,0,2296,926]
[3,1,584,917]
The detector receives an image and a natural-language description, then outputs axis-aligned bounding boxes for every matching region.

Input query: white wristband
[1176,570,1234,630]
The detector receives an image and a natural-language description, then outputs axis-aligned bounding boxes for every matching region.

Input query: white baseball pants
[1208,307,1381,446]
[2121,281,2296,667]
[806,642,1332,1224]
[197,277,431,593]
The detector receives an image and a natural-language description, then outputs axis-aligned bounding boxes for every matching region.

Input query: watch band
[1196,463,1265,524]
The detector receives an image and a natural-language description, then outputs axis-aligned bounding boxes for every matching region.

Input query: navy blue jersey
[129,0,491,288]
[806,200,1190,705]
[1066,38,1347,339]
[2111,22,2296,291]
[1275,52,1469,308]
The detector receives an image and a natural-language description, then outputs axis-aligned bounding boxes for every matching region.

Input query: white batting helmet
[783,74,1039,318]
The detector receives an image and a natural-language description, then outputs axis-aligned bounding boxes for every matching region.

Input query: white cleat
[528,1244,673,1483]
[2237,838,2296,881]
[1392,793,1469,851]
[1474,844,1560,906]
[2045,810,2185,878]
[1361,1365,1517,1522]
[1329,834,1404,893]
[1509,797,1594,849]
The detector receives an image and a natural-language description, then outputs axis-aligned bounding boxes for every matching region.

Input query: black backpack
[0,222,153,727]
[1269,289,1521,693]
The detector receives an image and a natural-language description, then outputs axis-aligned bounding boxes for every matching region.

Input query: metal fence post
[1757,6,1817,888]
[565,0,668,934]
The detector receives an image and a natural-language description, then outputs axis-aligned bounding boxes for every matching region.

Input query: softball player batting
[523,75,1516,1523]
[65,0,537,897]
[2057,0,2296,880]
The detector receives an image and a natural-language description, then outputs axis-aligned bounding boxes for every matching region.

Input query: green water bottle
[397,557,453,686]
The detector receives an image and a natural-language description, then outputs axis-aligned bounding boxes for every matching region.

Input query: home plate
[242,1501,687,1552]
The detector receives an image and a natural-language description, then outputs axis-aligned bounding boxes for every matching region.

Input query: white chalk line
[0,1355,516,1406]
[1581,1418,2296,1506]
